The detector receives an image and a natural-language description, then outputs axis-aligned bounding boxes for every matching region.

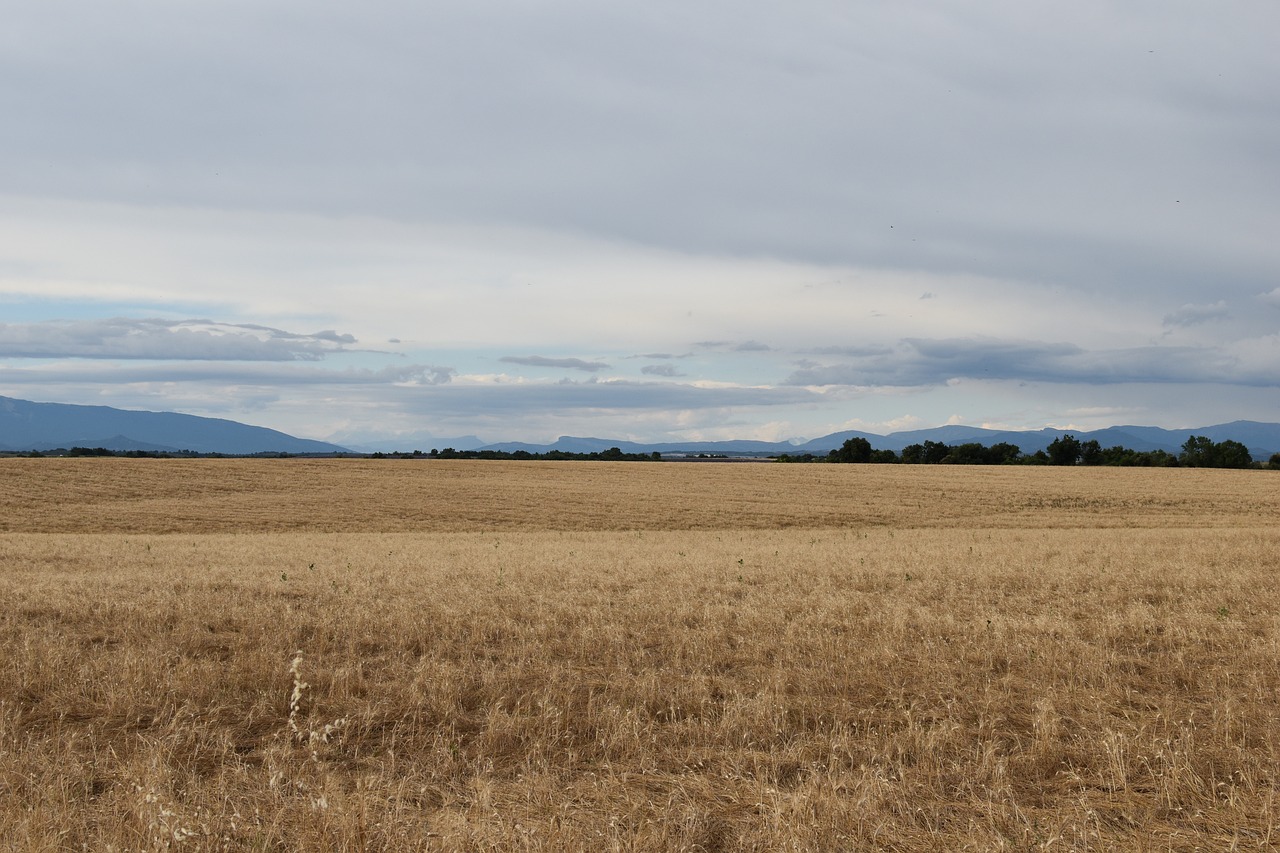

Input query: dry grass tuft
[2,461,1279,849]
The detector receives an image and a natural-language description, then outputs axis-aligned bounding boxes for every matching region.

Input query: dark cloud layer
[393,379,820,417]
[0,319,355,360]
[500,356,611,372]
[1162,302,1229,327]
[0,361,455,387]
[785,336,1280,389]
[0,363,815,420]
[2,2,1277,440]
[5,2,1275,306]
[641,364,684,377]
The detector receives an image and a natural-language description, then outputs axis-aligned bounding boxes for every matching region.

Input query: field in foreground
[2,460,1280,851]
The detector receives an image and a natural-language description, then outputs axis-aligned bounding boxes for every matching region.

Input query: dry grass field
[2,459,1280,850]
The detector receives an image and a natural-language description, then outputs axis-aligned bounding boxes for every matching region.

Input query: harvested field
[2,459,1279,850]
[1,458,1277,532]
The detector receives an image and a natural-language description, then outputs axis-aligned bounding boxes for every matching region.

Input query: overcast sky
[2,1,1277,446]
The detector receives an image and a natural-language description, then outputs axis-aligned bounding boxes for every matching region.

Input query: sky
[1,1,1277,447]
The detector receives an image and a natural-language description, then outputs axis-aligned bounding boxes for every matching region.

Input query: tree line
[395,447,662,462]
[9,446,664,462]
[779,435,1278,469]
[10,438,1275,468]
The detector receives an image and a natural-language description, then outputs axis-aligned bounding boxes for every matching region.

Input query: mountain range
[1,395,1277,460]
[0,396,347,455]
[477,423,1280,461]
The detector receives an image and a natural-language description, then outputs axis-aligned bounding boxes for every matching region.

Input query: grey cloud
[902,338,1084,380]
[0,364,815,416]
[392,380,820,417]
[806,344,896,357]
[1163,301,1228,327]
[229,323,357,345]
[696,341,771,353]
[784,362,902,387]
[500,355,610,372]
[0,318,356,360]
[784,336,1280,388]
[641,364,684,377]
[311,330,358,344]
[5,3,1275,308]
[0,361,454,386]
[4,1,1279,441]
[375,365,456,385]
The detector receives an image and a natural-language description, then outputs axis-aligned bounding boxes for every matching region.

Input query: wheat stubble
[2,460,1279,850]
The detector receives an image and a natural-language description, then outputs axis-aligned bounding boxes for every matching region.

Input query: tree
[986,442,1023,465]
[1079,439,1103,466]
[1179,435,1215,467]
[1180,436,1253,468]
[1215,440,1254,469]
[943,443,987,465]
[830,437,872,463]
[1046,435,1083,466]
[900,441,953,464]
[922,440,950,464]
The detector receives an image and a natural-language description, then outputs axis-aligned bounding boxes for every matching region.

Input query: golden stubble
[2,458,1277,532]
[2,461,1279,850]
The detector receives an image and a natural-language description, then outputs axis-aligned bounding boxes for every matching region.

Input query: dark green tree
[1044,435,1085,461]
[1215,440,1254,468]
[1079,439,1103,465]
[1179,435,1216,467]
[922,440,950,464]
[943,443,987,465]
[985,442,1024,464]
[1046,435,1083,466]
[1179,436,1253,468]
[830,436,873,463]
